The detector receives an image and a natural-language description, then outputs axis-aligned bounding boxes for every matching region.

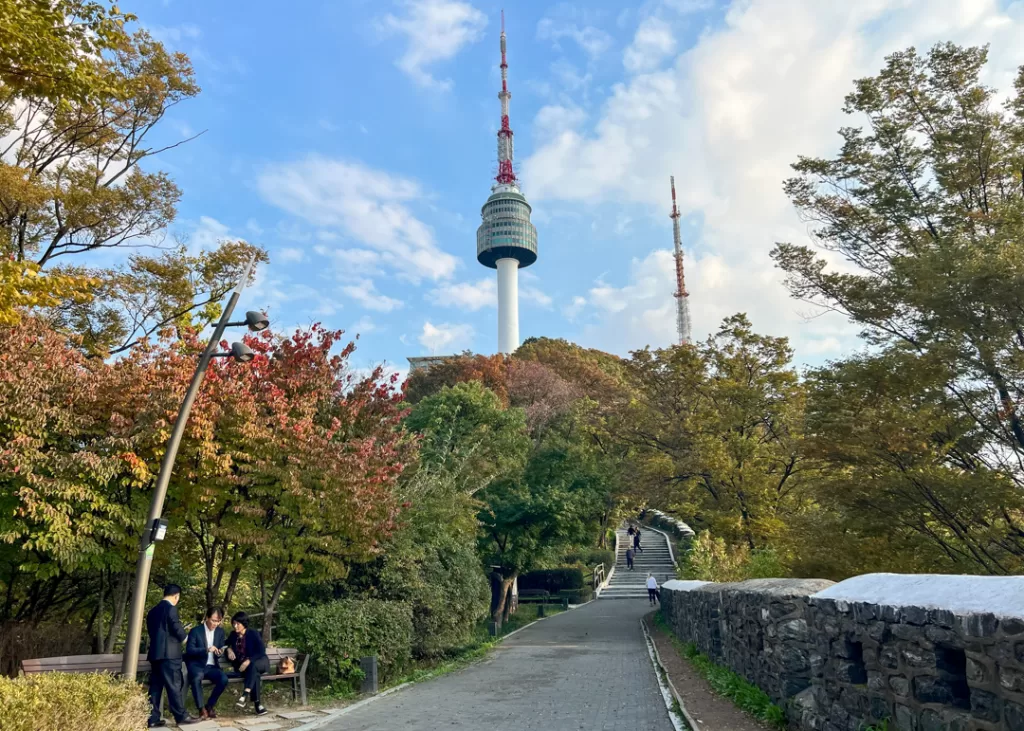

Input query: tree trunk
[103,573,131,653]
[489,573,515,626]
[501,575,517,623]
[92,571,105,653]
[221,564,244,609]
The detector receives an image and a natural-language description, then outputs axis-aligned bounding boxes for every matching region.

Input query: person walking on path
[633,528,643,553]
[647,574,659,605]
[625,547,635,570]
[146,584,200,727]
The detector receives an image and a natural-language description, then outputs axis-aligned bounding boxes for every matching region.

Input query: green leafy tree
[0,5,265,351]
[622,315,810,556]
[772,43,1024,572]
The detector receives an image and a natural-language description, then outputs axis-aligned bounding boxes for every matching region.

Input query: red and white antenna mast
[670,176,692,344]
[496,10,516,186]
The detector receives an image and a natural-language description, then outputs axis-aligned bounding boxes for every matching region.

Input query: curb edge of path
[641,616,701,731]
[290,609,570,731]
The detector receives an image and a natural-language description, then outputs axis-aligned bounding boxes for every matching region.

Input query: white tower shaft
[496,257,519,354]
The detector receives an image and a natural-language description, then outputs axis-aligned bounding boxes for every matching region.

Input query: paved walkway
[321,600,675,731]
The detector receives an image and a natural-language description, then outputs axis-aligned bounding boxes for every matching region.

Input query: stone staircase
[598,527,677,600]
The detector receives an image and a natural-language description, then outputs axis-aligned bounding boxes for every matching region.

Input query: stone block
[894,703,916,730]
[867,621,887,642]
[924,625,957,645]
[869,695,889,723]
[961,613,1000,638]
[880,605,900,623]
[779,618,809,642]
[902,645,936,668]
[880,647,900,670]
[1017,640,1024,664]
[929,608,956,628]
[278,711,318,719]
[1006,700,1024,731]
[867,671,885,693]
[889,674,910,696]
[970,688,1002,722]
[1001,666,1024,693]
[1003,618,1024,636]
[853,603,878,622]
[892,623,922,641]
[913,674,959,705]
[900,605,929,625]
[966,656,990,684]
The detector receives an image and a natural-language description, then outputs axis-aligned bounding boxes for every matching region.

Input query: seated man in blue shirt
[184,607,229,719]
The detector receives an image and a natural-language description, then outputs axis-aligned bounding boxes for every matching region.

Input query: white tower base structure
[496,258,520,354]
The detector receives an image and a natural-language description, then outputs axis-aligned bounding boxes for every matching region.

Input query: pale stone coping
[646,509,695,537]
[811,572,1024,618]
[662,579,711,592]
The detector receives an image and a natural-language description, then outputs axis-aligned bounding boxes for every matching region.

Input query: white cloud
[428,278,496,310]
[257,156,457,282]
[429,277,553,310]
[563,295,587,322]
[182,216,234,254]
[245,219,264,236]
[379,0,487,90]
[419,321,474,354]
[537,16,613,59]
[572,249,858,358]
[278,247,305,263]
[350,315,377,335]
[341,279,404,312]
[523,0,1024,364]
[147,23,201,45]
[521,285,554,308]
[623,17,676,73]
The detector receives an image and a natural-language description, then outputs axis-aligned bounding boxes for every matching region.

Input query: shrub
[562,548,615,570]
[281,599,413,692]
[406,539,490,658]
[0,672,148,731]
[518,568,584,594]
[558,588,593,605]
[681,531,786,582]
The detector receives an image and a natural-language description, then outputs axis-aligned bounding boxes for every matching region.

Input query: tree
[621,316,810,555]
[405,353,508,405]
[772,43,1024,573]
[0,0,134,102]
[168,325,412,638]
[0,8,265,351]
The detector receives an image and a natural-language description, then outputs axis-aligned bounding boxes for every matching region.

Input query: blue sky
[137,0,1024,377]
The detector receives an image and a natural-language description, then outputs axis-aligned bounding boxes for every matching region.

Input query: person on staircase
[625,546,635,570]
[647,573,660,605]
[633,528,643,553]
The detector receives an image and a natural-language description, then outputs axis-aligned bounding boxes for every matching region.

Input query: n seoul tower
[476,11,538,355]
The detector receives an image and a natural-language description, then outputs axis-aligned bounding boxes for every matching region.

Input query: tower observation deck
[476,12,537,355]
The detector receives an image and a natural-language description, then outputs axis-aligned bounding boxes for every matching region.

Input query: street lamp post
[121,258,268,677]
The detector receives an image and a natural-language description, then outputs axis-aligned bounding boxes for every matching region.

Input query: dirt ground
[646,612,771,731]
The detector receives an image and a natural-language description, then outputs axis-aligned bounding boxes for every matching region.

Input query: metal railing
[592,563,606,590]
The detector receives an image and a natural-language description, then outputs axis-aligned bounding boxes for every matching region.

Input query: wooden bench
[21,648,310,706]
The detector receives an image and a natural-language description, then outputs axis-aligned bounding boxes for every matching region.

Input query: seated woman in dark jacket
[224,612,270,716]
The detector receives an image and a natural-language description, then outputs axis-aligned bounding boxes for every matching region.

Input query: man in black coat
[146,584,199,727]
[184,607,229,719]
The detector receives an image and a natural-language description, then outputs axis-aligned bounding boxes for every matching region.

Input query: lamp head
[230,342,255,363]
[245,310,270,332]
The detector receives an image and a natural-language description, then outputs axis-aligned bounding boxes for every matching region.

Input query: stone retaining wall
[660,574,1024,731]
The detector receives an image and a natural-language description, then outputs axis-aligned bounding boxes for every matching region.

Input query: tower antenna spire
[496,8,515,185]
[670,176,692,345]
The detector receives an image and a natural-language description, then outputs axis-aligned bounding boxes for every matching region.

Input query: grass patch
[653,612,786,729]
